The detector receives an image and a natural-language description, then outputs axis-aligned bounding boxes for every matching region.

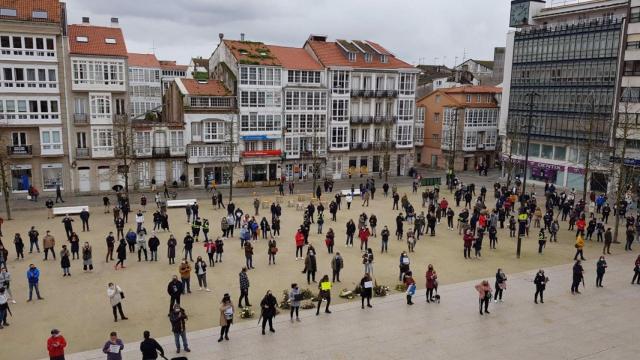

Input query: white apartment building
[66,17,129,192]
[0,0,70,194]
[159,60,187,95]
[304,36,419,178]
[128,53,161,118]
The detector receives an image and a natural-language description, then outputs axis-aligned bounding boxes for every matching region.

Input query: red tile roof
[0,0,61,23]
[180,79,231,96]
[443,86,502,94]
[223,40,281,66]
[265,45,322,70]
[159,60,188,71]
[128,53,160,68]
[306,40,413,69]
[68,24,127,57]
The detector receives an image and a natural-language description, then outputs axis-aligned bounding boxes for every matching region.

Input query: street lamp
[517,91,539,258]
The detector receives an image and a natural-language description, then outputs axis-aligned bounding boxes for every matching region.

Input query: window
[71,59,125,86]
[105,38,117,44]
[41,164,63,191]
[287,70,321,84]
[554,146,566,161]
[433,113,440,122]
[380,55,388,63]
[285,90,327,111]
[396,125,413,146]
[40,128,62,153]
[77,132,87,148]
[263,141,275,150]
[476,95,482,102]
[398,73,415,95]
[0,8,16,16]
[348,52,356,62]
[415,107,425,122]
[203,121,225,141]
[89,94,112,120]
[191,123,201,140]
[331,99,349,122]
[331,126,349,149]
[92,127,113,151]
[466,95,471,103]
[11,132,27,146]
[32,11,48,19]
[76,36,88,43]
[238,66,281,86]
[364,53,372,63]
[170,131,184,152]
[240,113,282,132]
[331,70,350,94]
[397,100,414,121]
[631,7,640,23]
[239,90,281,108]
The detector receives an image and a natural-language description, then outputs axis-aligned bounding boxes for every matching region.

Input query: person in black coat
[115,239,127,270]
[595,256,607,287]
[148,233,160,261]
[139,330,165,359]
[360,273,373,309]
[80,209,90,232]
[571,260,584,295]
[167,275,184,314]
[259,290,277,335]
[534,269,547,304]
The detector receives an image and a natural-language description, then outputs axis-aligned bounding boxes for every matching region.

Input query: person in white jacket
[107,283,128,322]
[135,211,145,233]
[0,267,15,303]
[137,230,148,262]
[346,194,353,210]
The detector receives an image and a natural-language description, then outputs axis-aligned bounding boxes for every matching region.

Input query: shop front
[242,150,281,182]
[503,156,565,186]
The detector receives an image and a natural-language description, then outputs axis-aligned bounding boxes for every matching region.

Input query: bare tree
[0,140,12,219]
[611,100,637,243]
[113,113,137,194]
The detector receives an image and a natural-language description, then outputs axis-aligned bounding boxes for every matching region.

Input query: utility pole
[312,117,319,197]
[517,92,539,258]
[383,117,392,183]
[582,92,596,204]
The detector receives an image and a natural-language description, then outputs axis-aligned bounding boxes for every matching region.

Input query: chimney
[110,17,119,27]
[240,33,245,41]
[219,33,224,43]
[81,16,90,24]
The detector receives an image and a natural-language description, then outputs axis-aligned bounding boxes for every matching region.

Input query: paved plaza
[63,252,640,360]
[0,171,636,359]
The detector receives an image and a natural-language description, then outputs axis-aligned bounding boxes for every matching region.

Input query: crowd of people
[1,174,640,359]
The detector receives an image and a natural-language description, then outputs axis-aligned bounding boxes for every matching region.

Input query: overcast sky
[64,0,512,66]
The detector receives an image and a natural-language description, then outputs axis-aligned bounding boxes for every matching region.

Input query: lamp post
[517,92,539,258]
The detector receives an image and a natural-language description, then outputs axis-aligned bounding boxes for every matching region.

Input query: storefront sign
[504,157,565,171]
[242,150,282,157]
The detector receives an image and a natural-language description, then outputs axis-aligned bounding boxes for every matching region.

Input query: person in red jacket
[576,217,586,237]
[425,264,438,303]
[47,329,67,360]
[294,228,305,260]
[439,198,448,222]
[463,230,474,259]
[358,226,371,251]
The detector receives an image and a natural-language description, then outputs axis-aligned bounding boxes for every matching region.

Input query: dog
[433,294,441,303]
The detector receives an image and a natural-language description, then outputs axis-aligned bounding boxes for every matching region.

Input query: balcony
[373,115,397,124]
[350,143,362,150]
[76,148,90,159]
[350,89,398,98]
[7,145,32,156]
[152,146,170,158]
[385,90,398,98]
[135,148,152,157]
[361,142,371,150]
[350,89,365,97]
[350,115,373,124]
[477,143,485,150]
[73,113,89,125]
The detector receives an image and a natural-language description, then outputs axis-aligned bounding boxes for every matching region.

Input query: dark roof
[474,60,494,70]
[416,65,454,86]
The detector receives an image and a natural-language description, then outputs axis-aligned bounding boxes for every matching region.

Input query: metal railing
[7,145,32,155]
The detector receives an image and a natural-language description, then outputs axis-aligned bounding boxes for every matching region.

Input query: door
[154,161,166,184]
[78,167,91,192]
[154,131,167,147]
[98,166,110,191]
[137,161,150,188]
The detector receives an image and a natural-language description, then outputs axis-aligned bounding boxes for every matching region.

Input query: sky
[64,0,512,66]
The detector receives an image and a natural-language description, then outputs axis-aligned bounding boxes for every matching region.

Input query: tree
[225,121,237,201]
[113,113,136,194]
[0,141,12,220]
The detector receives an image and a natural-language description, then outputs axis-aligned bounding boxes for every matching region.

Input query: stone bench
[166,199,197,208]
[52,206,89,216]
[340,189,361,196]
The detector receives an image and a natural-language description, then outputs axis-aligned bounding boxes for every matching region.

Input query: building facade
[304,35,419,179]
[418,86,501,171]
[66,17,130,192]
[128,52,162,118]
[159,60,187,96]
[0,0,71,194]
[501,0,627,191]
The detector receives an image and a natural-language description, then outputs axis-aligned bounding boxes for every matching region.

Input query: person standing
[475,280,492,315]
[167,276,183,314]
[363,248,374,274]
[215,237,224,263]
[43,230,56,261]
[405,276,416,305]
[316,275,332,315]
[360,273,373,309]
[595,256,607,288]
[325,228,335,254]
[632,255,640,284]
[46,199,55,219]
[101,331,124,360]
[105,232,115,262]
[136,230,148,262]
[82,242,93,271]
[494,268,507,302]
[425,264,437,303]
[204,239,216,266]
[259,290,277,335]
[244,240,254,269]
[304,249,317,284]
[238,267,251,307]
[148,232,160,262]
[80,209,90,232]
[61,215,74,240]
[179,260,192,294]
[139,330,165,360]
[183,232,194,262]
[115,239,127,270]
[28,226,40,253]
[169,305,190,353]
[0,287,8,328]
[47,329,67,360]
[399,252,410,281]
[571,260,584,295]
[60,245,71,277]
[167,234,177,265]
[331,252,343,282]
[289,283,301,322]
[27,264,43,301]
[107,283,127,322]
[268,237,277,265]
[195,256,210,292]
[603,228,612,255]
[13,233,24,260]
[574,234,585,261]
[534,269,548,304]
[218,293,234,342]
[380,225,390,253]
[0,267,15,304]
